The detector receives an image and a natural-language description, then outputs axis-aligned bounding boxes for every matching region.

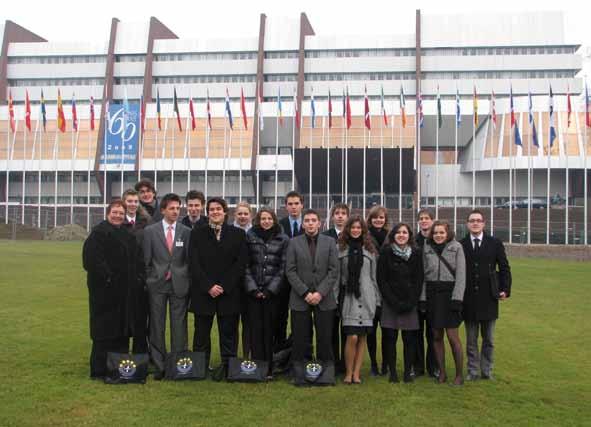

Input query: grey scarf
[392,243,412,261]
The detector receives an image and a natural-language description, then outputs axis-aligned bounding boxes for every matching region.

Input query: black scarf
[431,241,446,255]
[347,237,364,299]
[252,224,278,242]
[369,226,387,249]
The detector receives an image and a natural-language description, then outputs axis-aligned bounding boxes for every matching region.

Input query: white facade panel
[154,37,258,53]
[113,62,145,77]
[307,35,414,50]
[421,11,565,48]
[422,54,581,72]
[264,17,300,51]
[7,41,108,56]
[7,63,106,79]
[305,57,416,73]
[263,59,298,74]
[152,60,257,76]
[113,22,149,54]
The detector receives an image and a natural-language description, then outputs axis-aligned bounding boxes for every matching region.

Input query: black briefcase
[105,352,149,384]
[226,358,269,382]
[292,360,335,386]
[164,351,207,380]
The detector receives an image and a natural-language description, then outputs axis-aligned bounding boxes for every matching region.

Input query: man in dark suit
[286,209,338,375]
[189,197,248,378]
[321,202,349,372]
[135,178,162,222]
[275,191,305,351]
[461,209,512,381]
[414,208,438,378]
[181,190,208,229]
[143,193,191,379]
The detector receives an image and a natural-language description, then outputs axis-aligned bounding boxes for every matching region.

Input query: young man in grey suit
[286,209,339,371]
[143,193,192,380]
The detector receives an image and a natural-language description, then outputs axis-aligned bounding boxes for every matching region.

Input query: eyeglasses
[467,219,484,223]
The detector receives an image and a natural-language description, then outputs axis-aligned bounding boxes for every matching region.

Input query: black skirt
[426,281,462,329]
[342,326,374,336]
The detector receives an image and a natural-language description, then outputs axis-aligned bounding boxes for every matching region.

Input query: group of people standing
[83,179,512,386]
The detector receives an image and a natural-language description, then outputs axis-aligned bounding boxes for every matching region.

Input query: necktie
[166,225,174,254]
[130,219,135,226]
[293,221,298,237]
[474,238,480,251]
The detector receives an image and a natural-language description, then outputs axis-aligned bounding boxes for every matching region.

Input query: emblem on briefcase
[305,362,323,380]
[118,359,137,378]
[240,360,258,374]
[176,357,193,375]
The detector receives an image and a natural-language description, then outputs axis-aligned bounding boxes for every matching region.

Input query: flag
[346,88,352,130]
[293,90,300,129]
[399,85,406,128]
[90,96,95,131]
[417,92,424,128]
[473,85,479,126]
[25,90,31,132]
[566,86,572,128]
[491,91,497,130]
[455,88,461,126]
[8,91,15,133]
[40,90,47,131]
[549,85,556,147]
[258,84,264,131]
[276,88,283,127]
[364,86,371,130]
[156,89,162,131]
[510,85,522,146]
[380,86,388,127]
[528,90,539,147]
[225,88,234,130]
[240,87,247,130]
[139,95,145,133]
[310,92,316,129]
[206,90,212,130]
[328,90,333,129]
[436,86,442,129]
[173,87,182,131]
[71,94,78,131]
[586,81,590,128]
[57,89,66,132]
[189,96,196,131]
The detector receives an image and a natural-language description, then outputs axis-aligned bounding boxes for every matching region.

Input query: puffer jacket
[244,226,290,295]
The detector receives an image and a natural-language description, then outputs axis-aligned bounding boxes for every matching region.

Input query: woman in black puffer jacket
[244,207,290,374]
[377,223,423,383]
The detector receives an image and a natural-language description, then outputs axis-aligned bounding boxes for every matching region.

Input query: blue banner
[100,102,140,164]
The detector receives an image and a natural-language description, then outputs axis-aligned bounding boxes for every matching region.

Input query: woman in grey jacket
[336,215,381,384]
[420,220,466,386]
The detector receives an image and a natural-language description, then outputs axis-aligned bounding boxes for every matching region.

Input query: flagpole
[103,103,108,217]
[345,119,348,205]
[256,96,261,209]
[162,117,168,194]
[72,114,80,224]
[291,98,295,191]
[584,100,588,246]
[70,101,75,224]
[363,127,367,218]
[472,98,476,210]
[509,108,513,245]
[171,107,175,195]
[417,93,422,212]
[222,110,227,200]
[22,107,27,224]
[87,98,92,231]
[327,116,331,225]
[53,126,58,228]
[380,112,384,207]
[341,107,345,202]
[398,113,402,223]
[435,116,439,219]
[527,109,532,246]
[309,116,313,209]
[274,108,279,210]
[138,98,143,182]
[185,112,191,193]
[205,120,210,200]
[564,108,569,244]
[489,95,495,236]
[454,91,458,234]
[120,99,125,197]
[37,106,42,229]
[239,119,243,201]
[546,89,551,245]
[6,121,18,224]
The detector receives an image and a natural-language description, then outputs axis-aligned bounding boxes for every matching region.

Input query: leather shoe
[153,371,165,381]
[466,373,479,381]
[481,373,494,380]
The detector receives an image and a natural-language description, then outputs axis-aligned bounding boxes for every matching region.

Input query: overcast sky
[5,0,591,74]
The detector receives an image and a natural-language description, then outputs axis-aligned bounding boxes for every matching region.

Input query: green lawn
[0,241,589,426]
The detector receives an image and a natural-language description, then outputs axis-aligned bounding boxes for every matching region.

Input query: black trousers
[132,288,150,354]
[247,296,278,363]
[367,310,387,370]
[90,337,129,378]
[193,314,239,367]
[382,328,417,377]
[415,310,437,375]
[273,280,291,351]
[291,308,334,362]
[331,312,345,369]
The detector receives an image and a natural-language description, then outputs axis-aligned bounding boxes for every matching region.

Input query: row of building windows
[306,49,415,58]
[153,75,257,84]
[422,45,577,57]
[423,70,576,80]
[115,54,145,62]
[7,78,104,87]
[7,55,107,64]
[154,52,258,62]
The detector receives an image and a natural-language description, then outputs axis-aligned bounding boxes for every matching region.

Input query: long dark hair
[338,215,377,254]
[366,205,389,231]
[253,207,278,228]
[428,220,455,244]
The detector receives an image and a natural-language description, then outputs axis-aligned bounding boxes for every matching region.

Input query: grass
[0,240,589,426]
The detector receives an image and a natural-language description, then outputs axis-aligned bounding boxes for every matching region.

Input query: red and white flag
[189,96,196,131]
[240,87,248,130]
[567,86,572,128]
[206,90,212,130]
[89,96,95,131]
[364,86,371,130]
[71,94,78,131]
[25,90,32,132]
[8,91,15,133]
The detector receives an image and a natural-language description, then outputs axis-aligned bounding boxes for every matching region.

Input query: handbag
[164,351,206,380]
[292,360,335,386]
[105,352,149,384]
[226,358,269,382]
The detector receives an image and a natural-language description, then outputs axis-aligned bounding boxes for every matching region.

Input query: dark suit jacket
[189,223,248,316]
[322,228,339,241]
[181,215,208,230]
[285,233,339,311]
[460,233,512,321]
[279,216,303,239]
[143,221,192,297]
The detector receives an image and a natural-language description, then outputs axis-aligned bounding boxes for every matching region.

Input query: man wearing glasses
[460,210,512,381]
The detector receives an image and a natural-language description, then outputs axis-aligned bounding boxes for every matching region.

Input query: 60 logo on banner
[108,107,137,143]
